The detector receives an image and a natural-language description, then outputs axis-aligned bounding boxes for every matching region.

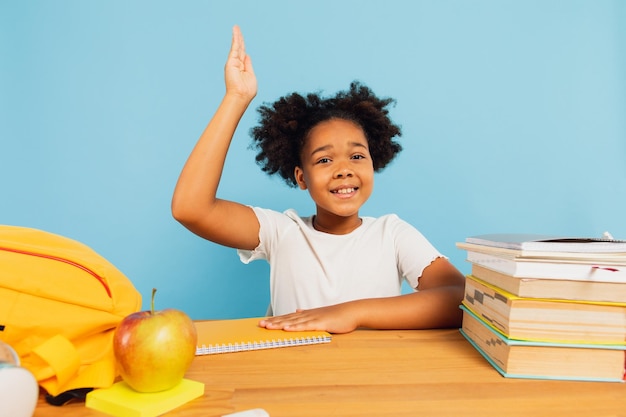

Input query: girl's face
[294,118,374,233]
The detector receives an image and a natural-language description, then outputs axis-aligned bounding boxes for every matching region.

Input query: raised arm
[172,26,260,250]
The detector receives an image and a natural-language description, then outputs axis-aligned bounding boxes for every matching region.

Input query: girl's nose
[334,165,354,178]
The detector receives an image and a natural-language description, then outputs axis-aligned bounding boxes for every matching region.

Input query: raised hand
[171,25,262,250]
[224,25,257,102]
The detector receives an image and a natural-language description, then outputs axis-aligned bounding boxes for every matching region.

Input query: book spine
[466,251,626,282]
[460,308,626,382]
[463,277,626,345]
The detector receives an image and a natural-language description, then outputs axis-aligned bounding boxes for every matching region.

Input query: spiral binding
[196,335,332,355]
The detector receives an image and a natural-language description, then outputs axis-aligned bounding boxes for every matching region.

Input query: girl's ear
[294,166,307,190]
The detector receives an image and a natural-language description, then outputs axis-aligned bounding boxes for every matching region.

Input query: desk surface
[34,328,625,417]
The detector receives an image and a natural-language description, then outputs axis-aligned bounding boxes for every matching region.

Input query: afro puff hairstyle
[250,81,402,188]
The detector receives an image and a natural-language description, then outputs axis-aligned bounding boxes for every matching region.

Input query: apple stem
[151,288,157,315]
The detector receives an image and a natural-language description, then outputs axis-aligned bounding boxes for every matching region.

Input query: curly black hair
[250,81,402,187]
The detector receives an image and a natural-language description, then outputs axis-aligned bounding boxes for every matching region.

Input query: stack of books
[456,233,626,382]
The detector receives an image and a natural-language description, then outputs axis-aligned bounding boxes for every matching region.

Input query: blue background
[2,1,625,319]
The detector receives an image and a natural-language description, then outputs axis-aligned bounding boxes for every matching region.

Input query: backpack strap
[31,335,80,388]
[45,388,93,406]
[24,332,117,397]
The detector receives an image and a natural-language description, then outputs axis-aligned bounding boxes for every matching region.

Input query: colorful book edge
[459,305,626,349]
[466,274,626,307]
[459,328,625,383]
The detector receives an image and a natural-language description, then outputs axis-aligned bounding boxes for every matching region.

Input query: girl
[172,26,465,334]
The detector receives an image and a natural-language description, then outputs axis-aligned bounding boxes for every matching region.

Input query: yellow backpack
[0,225,142,400]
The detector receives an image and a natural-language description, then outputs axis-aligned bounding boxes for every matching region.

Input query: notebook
[195,317,332,355]
[85,379,204,417]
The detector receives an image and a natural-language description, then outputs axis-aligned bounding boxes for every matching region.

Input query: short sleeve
[390,216,445,289]
[237,207,297,264]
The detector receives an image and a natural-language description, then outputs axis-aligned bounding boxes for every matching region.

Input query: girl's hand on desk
[259,305,359,334]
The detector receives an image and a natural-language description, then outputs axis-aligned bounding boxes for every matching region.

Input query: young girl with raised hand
[172,26,465,334]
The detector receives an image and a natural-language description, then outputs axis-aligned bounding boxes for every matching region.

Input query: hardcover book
[460,248,626,282]
[464,233,626,253]
[463,275,626,344]
[460,307,626,382]
[469,263,626,303]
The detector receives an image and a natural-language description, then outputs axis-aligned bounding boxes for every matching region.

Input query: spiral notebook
[195,317,332,355]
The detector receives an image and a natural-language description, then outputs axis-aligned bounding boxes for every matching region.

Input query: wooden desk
[34,328,625,417]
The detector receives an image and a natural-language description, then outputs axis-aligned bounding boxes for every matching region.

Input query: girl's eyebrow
[310,144,333,157]
[310,142,368,157]
[350,142,369,151]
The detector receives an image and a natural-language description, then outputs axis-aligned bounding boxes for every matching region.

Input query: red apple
[113,288,197,392]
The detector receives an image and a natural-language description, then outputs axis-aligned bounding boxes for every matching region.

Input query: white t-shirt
[238,207,443,316]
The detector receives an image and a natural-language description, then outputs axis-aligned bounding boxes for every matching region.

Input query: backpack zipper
[0,246,112,297]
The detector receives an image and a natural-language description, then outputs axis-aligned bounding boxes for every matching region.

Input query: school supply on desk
[0,225,142,399]
[460,307,626,382]
[0,341,38,417]
[195,317,332,355]
[456,240,626,262]
[85,378,204,417]
[468,264,626,303]
[464,233,626,253]
[222,409,270,417]
[458,232,626,382]
[456,242,626,282]
[463,275,626,344]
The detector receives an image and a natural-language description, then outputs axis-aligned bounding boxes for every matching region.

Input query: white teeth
[334,188,355,194]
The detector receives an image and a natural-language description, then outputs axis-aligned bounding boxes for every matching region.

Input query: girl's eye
[352,154,365,160]
[316,157,331,164]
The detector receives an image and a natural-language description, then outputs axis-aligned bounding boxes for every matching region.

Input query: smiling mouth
[331,187,358,194]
